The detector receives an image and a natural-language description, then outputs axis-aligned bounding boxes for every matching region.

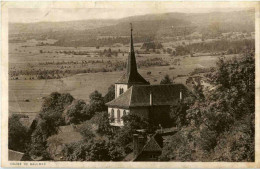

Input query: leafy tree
[170,103,189,128]
[88,90,106,113]
[115,114,156,150]
[104,85,115,103]
[78,123,95,140]
[62,139,124,161]
[29,92,74,159]
[96,112,113,136]
[64,100,87,124]
[8,114,29,152]
[160,74,173,84]
[40,92,74,126]
[160,52,255,162]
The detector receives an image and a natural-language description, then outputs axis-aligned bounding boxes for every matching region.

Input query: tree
[115,114,156,151]
[160,52,255,162]
[170,103,189,128]
[104,85,115,103]
[89,90,106,113]
[29,92,74,159]
[78,123,95,140]
[160,74,173,84]
[8,114,29,152]
[64,100,87,124]
[96,112,113,136]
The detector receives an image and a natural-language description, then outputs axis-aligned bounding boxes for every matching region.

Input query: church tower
[115,24,150,98]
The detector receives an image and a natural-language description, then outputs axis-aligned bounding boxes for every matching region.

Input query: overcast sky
[9,7,253,23]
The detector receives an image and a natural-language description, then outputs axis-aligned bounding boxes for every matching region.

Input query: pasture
[9,38,240,119]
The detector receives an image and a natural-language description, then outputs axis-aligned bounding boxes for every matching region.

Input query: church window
[111,109,114,120]
[123,110,126,117]
[117,109,121,122]
[119,88,124,95]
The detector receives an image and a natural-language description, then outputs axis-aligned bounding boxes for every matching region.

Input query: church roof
[116,72,149,85]
[116,24,149,85]
[106,84,188,108]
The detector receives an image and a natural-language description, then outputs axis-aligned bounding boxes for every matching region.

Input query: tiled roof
[106,84,188,108]
[134,133,163,161]
[142,136,162,152]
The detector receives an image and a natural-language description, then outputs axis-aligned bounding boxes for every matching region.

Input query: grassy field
[9,38,240,120]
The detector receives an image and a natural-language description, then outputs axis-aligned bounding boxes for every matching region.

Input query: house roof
[134,133,163,161]
[142,134,163,152]
[106,84,188,108]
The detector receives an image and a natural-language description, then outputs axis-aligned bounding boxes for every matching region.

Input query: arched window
[123,110,126,117]
[117,109,121,122]
[110,109,114,122]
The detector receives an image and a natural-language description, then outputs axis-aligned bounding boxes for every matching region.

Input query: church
[106,25,188,127]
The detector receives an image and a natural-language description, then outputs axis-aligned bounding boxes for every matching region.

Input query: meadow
[8,37,244,119]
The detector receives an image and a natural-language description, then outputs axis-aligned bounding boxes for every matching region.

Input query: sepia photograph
[1,1,259,168]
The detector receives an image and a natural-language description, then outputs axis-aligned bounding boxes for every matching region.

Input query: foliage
[174,39,254,56]
[160,74,173,84]
[62,139,124,161]
[115,114,157,150]
[160,52,255,161]
[141,41,163,50]
[78,123,95,140]
[170,103,189,128]
[96,112,113,136]
[104,85,115,103]
[175,45,190,56]
[8,114,29,152]
[64,100,87,124]
[28,92,74,159]
[40,92,74,126]
[88,90,106,113]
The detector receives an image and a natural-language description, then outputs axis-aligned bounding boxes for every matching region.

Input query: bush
[8,114,29,152]
[160,74,173,84]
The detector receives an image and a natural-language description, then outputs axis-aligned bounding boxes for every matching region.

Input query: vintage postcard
[1,1,260,168]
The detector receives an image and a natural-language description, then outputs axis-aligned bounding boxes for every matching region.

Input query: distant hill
[9,10,255,46]
[9,19,118,34]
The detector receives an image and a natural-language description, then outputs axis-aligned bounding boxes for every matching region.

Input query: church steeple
[127,23,138,76]
[116,23,149,86]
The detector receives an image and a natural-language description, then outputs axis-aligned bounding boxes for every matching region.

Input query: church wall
[108,107,130,126]
[149,105,172,127]
[115,84,129,98]
[130,106,172,127]
[130,107,150,119]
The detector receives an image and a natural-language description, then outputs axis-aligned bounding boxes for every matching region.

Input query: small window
[123,110,126,117]
[117,109,121,122]
[119,88,124,95]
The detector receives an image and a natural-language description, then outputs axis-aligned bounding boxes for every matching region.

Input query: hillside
[9,10,255,46]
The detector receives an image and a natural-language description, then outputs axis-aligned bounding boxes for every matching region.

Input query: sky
[8,6,253,23]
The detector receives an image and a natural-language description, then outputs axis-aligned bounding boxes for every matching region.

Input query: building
[106,24,188,127]
[133,132,163,161]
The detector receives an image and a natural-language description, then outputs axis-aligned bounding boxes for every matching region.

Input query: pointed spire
[116,23,150,85]
[127,23,138,76]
